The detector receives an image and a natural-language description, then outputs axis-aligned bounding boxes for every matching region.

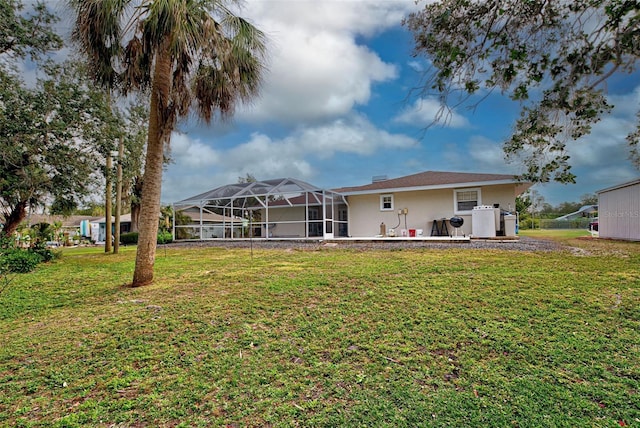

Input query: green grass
[519,228,592,241]
[1,242,639,427]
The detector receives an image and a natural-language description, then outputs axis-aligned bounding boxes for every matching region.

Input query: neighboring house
[335,171,530,238]
[87,214,133,243]
[3,212,137,244]
[554,205,598,221]
[5,214,93,244]
[597,178,640,241]
[173,171,530,240]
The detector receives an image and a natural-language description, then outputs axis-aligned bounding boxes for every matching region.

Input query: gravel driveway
[167,236,564,252]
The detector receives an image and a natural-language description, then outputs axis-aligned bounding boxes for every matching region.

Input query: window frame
[380,194,394,211]
[454,188,481,215]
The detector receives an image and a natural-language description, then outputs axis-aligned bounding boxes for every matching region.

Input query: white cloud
[407,60,425,73]
[169,133,220,168]
[431,85,640,206]
[223,114,417,173]
[567,86,640,168]
[466,136,512,170]
[40,0,405,124]
[162,115,418,202]
[294,114,417,157]
[243,30,397,123]
[246,0,414,41]
[437,85,640,179]
[394,97,470,128]
[237,0,416,124]
[441,135,518,174]
[588,165,638,184]
[224,133,314,179]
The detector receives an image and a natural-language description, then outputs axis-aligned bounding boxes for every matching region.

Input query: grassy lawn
[1,241,639,427]
[519,228,592,242]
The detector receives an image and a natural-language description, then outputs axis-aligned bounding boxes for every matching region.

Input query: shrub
[157,231,173,244]
[0,254,9,277]
[120,232,174,245]
[120,232,139,245]
[29,242,55,262]
[6,250,42,273]
[0,238,15,283]
[518,218,540,230]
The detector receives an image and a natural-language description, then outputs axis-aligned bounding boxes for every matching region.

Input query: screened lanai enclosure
[172,178,349,241]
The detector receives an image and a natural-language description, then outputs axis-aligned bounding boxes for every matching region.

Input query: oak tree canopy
[405,0,640,183]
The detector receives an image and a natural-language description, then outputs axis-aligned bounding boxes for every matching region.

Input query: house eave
[596,177,640,194]
[339,179,522,196]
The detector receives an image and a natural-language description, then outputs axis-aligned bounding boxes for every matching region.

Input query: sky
[41,1,640,207]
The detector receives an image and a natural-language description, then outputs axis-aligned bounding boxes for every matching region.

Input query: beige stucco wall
[258,206,308,237]
[256,203,348,238]
[346,184,518,237]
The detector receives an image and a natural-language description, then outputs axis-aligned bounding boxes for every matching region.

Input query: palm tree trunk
[131,47,172,287]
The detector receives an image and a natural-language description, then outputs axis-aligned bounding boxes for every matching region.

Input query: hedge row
[120,232,173,245]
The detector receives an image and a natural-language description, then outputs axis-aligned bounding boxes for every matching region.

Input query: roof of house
[334,171,526,195]
[90,213,133,224]
[19,214,94,228]
[597,177,640,194]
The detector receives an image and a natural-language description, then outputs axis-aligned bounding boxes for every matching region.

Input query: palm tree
[69,0,267,286]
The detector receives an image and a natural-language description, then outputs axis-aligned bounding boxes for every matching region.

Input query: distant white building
[86,214,133,243]
[555,205,598,221]
[597,178,640,241]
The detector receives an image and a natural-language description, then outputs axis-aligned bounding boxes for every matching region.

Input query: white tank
[471,205,497,238]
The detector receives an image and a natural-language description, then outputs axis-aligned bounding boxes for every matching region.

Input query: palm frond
[223,14,268,57]
[190,7,267,122]
[68,0,132,88]
[70,0,268,123]
[122,35,152,93]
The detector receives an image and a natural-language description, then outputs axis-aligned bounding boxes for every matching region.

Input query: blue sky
[162,0,639,207]
[37,0,638,207]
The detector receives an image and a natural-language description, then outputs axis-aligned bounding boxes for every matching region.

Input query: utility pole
[113,140,124,254]
[105,153,113,253]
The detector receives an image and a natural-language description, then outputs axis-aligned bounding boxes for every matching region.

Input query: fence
[538,218,592,229]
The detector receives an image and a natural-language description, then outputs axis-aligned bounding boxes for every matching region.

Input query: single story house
[86,214,133,243]
[4,214,93,245]
[173,171,530,240]
[335,171,529,238]
[596,178,640,241]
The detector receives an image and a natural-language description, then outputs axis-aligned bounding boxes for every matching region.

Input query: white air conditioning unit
[472,205,497,238]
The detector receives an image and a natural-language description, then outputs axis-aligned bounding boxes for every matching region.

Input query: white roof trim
[339,179,518,196]
[597,177,640,194]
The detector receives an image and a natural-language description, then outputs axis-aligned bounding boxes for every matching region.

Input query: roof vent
[372,175,388,183]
